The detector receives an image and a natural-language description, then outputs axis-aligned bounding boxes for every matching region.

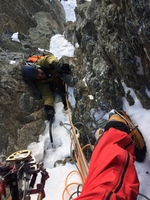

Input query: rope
[65,84,89,180]
[62,170,82,200]
[62,84,90,200]
[138,193,150,200]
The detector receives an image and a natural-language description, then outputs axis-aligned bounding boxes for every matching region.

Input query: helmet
[22,63,38,80]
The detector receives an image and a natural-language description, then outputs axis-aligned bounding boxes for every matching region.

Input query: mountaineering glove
[44,105,55,121]
[51,62,71,74]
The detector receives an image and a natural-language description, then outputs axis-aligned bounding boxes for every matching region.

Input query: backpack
[26,54,46,63]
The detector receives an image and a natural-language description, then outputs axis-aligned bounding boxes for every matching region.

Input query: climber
[21,53,71,121]
[75,109,146,200]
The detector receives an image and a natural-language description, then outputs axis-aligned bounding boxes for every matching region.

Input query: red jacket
[75,128,139,200]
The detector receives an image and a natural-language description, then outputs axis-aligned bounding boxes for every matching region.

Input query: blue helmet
[22,63,39,80]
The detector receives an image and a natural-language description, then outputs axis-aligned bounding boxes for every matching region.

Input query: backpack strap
[26,55,46,63]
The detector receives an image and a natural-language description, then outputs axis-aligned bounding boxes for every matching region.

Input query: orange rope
[62,170,82,200]
[62,182,82,200]
[62,84,90,200]
[81,144,94,151]
[65,84,89,180]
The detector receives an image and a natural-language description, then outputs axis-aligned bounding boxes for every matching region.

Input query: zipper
[124,141,133,149]
[106,152,130,200]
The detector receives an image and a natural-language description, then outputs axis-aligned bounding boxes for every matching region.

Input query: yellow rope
[62,84,91,200]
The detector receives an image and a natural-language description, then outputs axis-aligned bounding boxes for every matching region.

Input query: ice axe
[49,118,54,148]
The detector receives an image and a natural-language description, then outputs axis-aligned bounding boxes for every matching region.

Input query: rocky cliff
[72,0,150,140]
[0,0,150,156]
[0,0,67,155]
[0,0,65,52]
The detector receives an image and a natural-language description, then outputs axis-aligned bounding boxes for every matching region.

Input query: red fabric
[0,182,6,199]
[75,128,139,200]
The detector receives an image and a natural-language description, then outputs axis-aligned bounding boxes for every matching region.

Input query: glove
[61,64,71,74]
[51,62,71,74]
[44,105,55,121]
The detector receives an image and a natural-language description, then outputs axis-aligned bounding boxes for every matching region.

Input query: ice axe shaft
[49,118,53,144]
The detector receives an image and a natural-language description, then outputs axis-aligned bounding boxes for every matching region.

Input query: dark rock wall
[0,0,65,52]
[73,0,150,138]
[0,0,66,156]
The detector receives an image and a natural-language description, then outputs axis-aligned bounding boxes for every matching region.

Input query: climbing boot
[108,109,146,162]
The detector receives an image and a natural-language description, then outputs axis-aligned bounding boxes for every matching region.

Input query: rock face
[0,0,65,52]
[0,0,150,156]
[0,0,66,156]
[72,0,150,139]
